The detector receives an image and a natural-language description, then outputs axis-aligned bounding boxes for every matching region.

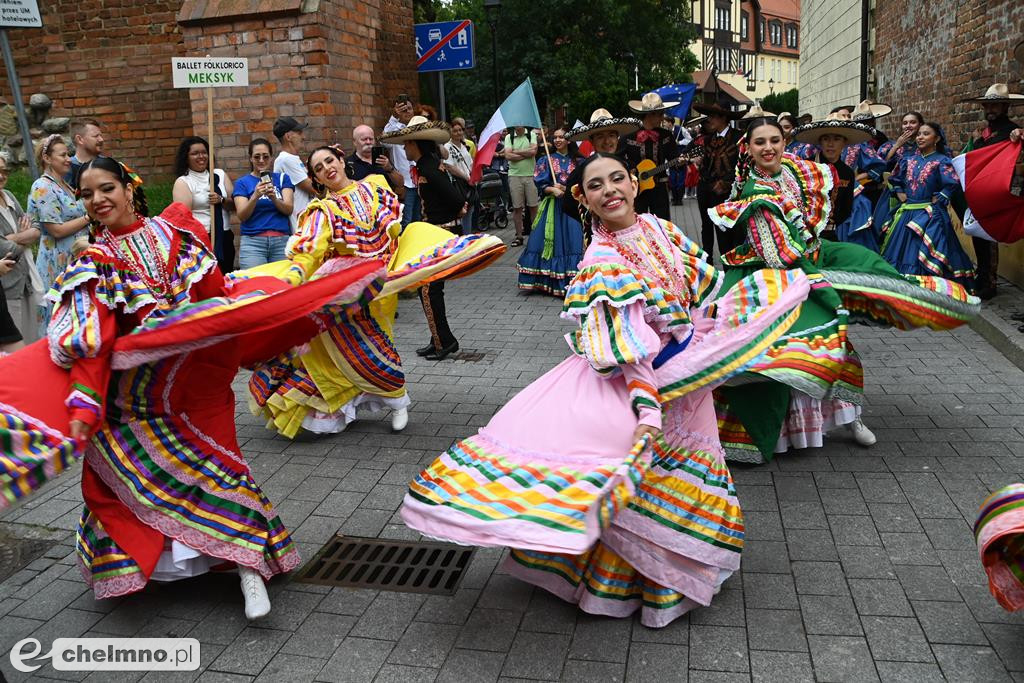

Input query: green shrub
[5,169,175,215]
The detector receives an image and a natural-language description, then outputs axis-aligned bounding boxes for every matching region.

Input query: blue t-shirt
[233,172,294,236]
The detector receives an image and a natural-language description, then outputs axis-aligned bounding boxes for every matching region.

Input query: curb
[970,309,1024,372]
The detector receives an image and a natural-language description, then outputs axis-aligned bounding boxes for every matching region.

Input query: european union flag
[654,83,697,122]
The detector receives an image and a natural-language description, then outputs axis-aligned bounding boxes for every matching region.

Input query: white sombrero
[851,99,892,121]
[627,92,679,114]
[566,108,641,143]
[961,83,1024,105]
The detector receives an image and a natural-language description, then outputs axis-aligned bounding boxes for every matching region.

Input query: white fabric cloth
[444,141,473,180]
[181,169,230,234]
[274,151,311,229]
[150,541,219,582]
[383,115,416,189]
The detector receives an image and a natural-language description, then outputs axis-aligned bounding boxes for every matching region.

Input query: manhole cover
[293,535,475,596]
[0,528,56,583]
[452,351,486,362]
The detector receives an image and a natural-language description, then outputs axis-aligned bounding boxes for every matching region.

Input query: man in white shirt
[272,116,314,229]
[382,94,419,225]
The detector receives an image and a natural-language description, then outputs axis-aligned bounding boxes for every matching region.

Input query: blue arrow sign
[415,20,475,73]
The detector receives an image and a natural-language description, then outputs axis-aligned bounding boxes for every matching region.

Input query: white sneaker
[847,419,877,447]
[391,407,409,432]
[239,566,271,620]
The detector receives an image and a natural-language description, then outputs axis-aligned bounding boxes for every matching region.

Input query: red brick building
[0,0,416,179]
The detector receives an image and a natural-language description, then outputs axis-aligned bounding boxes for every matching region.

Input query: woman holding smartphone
[233,138,295,268]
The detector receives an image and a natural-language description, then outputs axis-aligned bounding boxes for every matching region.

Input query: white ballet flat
[239,566,271,620]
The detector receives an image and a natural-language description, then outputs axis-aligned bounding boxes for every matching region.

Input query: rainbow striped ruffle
[824,270,980,331]
[975,483,1024,612]
[0,401,79,510]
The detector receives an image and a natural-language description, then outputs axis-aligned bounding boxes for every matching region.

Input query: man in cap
[961,83,1024,299]
[273,115,313,229]
[692,98,744,258]
[618,93,683,220]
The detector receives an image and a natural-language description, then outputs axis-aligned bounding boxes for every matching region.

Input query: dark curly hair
[173,136,209,179]
[305,144,352,196]
[76,155,149,222]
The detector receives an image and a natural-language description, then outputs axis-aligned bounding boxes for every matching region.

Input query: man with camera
[348,124,404,198]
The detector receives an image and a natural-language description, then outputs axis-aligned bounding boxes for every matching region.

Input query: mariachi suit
[617,127,678,221]
[697,126,744,257]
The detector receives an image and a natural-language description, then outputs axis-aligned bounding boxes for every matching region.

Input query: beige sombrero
[793,113,877,145]
[378,115,452,144]
[627,92,679,114]
[961,83,1024,104]
[566,108,641,143]
[851,99,892,121]
[740,103,777,120]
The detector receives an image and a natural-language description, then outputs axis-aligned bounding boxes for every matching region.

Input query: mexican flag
[469,78,543,183]
[951,140,1024,243]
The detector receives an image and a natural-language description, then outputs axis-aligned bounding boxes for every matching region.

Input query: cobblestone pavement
[3,203,1024,682]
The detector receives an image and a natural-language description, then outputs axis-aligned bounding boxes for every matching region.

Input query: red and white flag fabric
[952,140,1024,244]
[469,78,543,184]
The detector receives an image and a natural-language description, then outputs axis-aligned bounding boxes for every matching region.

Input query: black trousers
[698,188,742,258]
[420,281,457,349]
[636,183,671,221]
[972,236,999,293]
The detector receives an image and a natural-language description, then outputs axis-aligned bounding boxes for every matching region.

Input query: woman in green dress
[709,116,981,464]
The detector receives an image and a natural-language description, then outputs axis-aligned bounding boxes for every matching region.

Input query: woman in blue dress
[779,113,817,160]
[873,111,924,233]
[880,122,975,289]
[517,128,585,296]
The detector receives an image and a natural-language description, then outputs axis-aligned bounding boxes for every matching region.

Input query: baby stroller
[476,166,509,230]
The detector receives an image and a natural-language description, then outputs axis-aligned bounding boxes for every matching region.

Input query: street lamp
[768,78,775,95]
[484,0,501,109]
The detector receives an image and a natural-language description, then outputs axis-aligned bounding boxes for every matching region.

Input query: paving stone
[686,672,750,683]
[744,509,785,542]
[837,545,897,580]
[735,485,777,512]
[568,614,632,663]
[625,642,687,682]
[911,600,988,645]
[820,488,870,515]
[828,515,882,546]
[932,644,1013,682]
[210,627,289,676]
[388,622,460,669]
[560,659,626,682]
[349,591,425,640]
[280,612,355,656]
[919,517,975,551]
[740,540,790,574]
[799,595,864,636]
[866,503,922,533]
[874,661,945,682]
[894,565,960,602]
[8,579,85,621]
[456,608,521,652]
[372,664,439,683]
[785,529,838,562]
[318,637,393,683]
[519,589,578,635]
[689,589,745,627]
[958,584,1024,625]
[749,651,814,683]
[253,653,324,683]
[780,501,828,529]
[250,589,322,632]
[689,625,749,673]
[861,616,933,663]
[500,631,570,680]
[807,635,880,682]
[436,648,506,683]
[879,532,941,566]
[745,609,806,652]
[775,476,820,503]
[792,561,849,596]
[743,573,798,610]
[632,613,689,645]
[478,573,535,612]
[416,588,482,626]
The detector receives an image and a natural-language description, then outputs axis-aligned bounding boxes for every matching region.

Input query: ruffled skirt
[837,191,879,252]
[881,203,975,289]
[517,196,585,297]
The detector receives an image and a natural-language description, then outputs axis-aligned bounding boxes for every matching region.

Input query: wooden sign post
[171,56,249,249]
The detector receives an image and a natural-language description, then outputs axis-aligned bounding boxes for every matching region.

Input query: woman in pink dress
[401,153,810,627]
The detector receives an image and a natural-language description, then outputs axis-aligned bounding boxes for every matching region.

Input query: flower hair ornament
[40,133,64,158]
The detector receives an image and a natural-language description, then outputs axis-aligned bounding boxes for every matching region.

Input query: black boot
[416,343,435,357]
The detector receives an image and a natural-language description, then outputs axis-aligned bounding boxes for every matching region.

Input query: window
[758,57,765,80]
[770,21,782,46]
[740,10,749,40]
[758,18,765,43]
[715,6,731,31]
[788,62,794,83]
[786,24,798,48]
[715,47,732,72]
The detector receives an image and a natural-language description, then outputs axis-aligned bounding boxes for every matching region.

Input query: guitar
[635,147,704,193]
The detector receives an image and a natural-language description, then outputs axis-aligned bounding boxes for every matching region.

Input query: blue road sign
[415,20,474,73]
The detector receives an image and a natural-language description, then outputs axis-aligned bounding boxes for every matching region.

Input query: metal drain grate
[293,535,475,595]
[453,351,486,362]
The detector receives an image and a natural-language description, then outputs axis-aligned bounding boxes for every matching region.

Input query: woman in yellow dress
[245,144,504,438]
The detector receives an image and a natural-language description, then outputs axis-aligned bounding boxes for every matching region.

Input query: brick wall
[1,0,417,180]
[873,0,1024,286]
[180,0,417,180]
[0,0,191,178]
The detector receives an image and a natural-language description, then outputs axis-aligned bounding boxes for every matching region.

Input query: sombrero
[378,115,452,144]
[851,99,892,121]
[627,92,679,114]
[793,114,876,145]
[738,103,777,127]
[566,108,641,143]
[961,83,1024,105]
[693,98,743,120]
[685,113,707,127]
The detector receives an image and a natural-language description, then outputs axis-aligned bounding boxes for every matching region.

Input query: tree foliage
[761,88,799,117]
[414,0,699,128]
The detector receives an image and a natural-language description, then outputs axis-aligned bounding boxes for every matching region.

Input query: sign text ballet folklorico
[171,58,249,87]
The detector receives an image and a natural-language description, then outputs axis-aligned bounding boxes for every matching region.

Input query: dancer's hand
[633,424,661,445]
[1011,128,1023,143]
[897,192,908,203]
[69,419,90,441]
